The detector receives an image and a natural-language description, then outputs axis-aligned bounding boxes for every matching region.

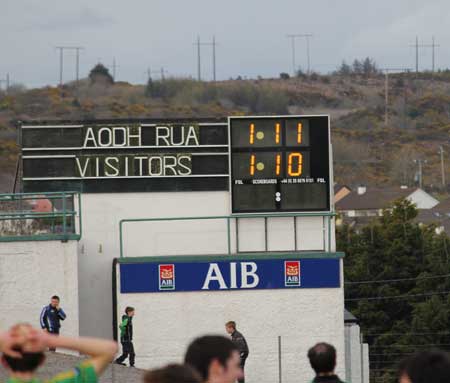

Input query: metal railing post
[62,192,67,238]
[227,217,231,255]
[278,335,282,383]
[119,220,124,258]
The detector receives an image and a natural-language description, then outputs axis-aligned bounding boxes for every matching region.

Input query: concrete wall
[0,240,79,338]
[78,192,334,339]
[116,263,345,383]
[345,323,370,383]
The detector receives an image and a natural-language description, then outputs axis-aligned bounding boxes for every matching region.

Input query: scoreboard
[229,115,330,213]
[20,115,331,213]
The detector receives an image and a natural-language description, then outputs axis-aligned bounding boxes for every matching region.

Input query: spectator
[307,343,345,383]
[115,306,135,367]
[0,323,117,383]
[39,295,66,351]
[398,350,450,383]
[225,321,249,383]
[144,364,202,383]
[184,335,243,383]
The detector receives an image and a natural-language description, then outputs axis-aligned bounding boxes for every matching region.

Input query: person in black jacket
[225,321,249,383]
[39,295,66,351]
[307,343,346,383]
[115,306,135,367]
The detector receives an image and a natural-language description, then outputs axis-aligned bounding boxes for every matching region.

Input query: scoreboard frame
[228,115,332,215]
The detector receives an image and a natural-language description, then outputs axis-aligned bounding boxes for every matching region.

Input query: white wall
[79,192,334,339]
[116,264,345,383]
[0,241,79,338]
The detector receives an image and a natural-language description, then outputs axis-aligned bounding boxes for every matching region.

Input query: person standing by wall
[115,306,135,367]
[225,321,249,383]
[39,295,66,351]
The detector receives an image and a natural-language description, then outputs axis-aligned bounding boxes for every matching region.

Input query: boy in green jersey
[0,323,117,383]
[115,307,135,367]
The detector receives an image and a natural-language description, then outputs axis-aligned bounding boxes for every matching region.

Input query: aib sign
[120,258,339,293]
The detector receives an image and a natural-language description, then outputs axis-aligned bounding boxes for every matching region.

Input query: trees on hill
[340,199,450,382]
[89,64,114,85]
[337,57,380,77]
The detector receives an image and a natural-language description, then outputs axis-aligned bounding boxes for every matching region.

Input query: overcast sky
[1,0,448,88]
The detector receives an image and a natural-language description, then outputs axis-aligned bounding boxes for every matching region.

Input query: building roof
[344,309,358,324]
[432,198,450,214]
[336,187,415,211]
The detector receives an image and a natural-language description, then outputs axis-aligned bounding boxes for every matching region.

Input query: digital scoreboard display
[229,115,330,213]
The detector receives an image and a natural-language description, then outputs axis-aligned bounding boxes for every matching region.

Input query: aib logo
[159,264,175,290]
[284,261,301,287]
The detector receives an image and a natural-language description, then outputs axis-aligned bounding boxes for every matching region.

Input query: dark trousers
[116,340,135,366]
[239,358,246,383]
[49,329,59,352]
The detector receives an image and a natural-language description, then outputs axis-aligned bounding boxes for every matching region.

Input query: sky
[1,0,448,88]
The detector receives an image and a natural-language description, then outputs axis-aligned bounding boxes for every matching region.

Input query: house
[416,198,450,235]
[336,186,439,219]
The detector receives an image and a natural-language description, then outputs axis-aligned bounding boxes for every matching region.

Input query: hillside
[2,71,450,194]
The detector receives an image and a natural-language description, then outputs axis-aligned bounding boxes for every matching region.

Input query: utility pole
[193,36,217,81]
[409,36,438,73]
[0,74,10,93]
[111,57,118,81]
[439,146,446,188]
[381,68,410,125]
[55,46,84,86]
[286,33,313,76]
[56,47,64,86]
[195,36,201,81]
[414,159,427,189]
[212,35,216,82]
[431,36,440,72]
[146,67,167,82]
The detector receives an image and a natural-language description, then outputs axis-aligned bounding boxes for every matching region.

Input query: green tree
[340,199,450,382]
[89,63,114,85]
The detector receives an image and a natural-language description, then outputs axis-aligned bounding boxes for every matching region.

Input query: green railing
[0,191,82,242]
[119,212,335,258]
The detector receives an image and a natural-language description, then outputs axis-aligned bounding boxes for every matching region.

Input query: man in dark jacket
[115,306,135,367]
[39,295,66,351]
[225,321,249,383]
[307,342,346,383]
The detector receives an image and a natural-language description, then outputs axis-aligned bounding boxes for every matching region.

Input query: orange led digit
[250,154,256,175]
[275,123,281,144]
[249,123,255,144]
[276,154,281,176]
[297,123,302,144]
[288,152,303,176]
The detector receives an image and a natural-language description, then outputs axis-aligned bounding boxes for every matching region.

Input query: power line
[345,272,450,285]
[345,290,450,302]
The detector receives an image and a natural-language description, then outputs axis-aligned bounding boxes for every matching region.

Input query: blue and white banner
[119,258,340,293]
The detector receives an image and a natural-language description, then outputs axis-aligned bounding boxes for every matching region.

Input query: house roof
[334,184,351,194]
[432,198,450,214]
[336,187,415,211]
